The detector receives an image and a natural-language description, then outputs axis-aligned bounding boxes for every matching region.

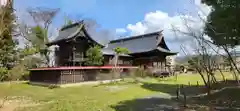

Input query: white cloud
[0,0,8,6]
[127,22,147,35]
[116,28,127,34]
[125,11,206,42]
[118,0,212,56]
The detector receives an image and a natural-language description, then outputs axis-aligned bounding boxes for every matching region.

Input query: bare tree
[194,2,240,84]
[27,7,59,29]
[17,7,59,67]
[172,14,219,95]
[172,1,240,90]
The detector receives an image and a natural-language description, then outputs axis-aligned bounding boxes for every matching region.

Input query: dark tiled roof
[47,22,104,46]
[157,47,176,54]
[48,22,177,56]
[102,31,177,55]
[49,23,81,45]
[101,48,115,55]
[101,48,131,57]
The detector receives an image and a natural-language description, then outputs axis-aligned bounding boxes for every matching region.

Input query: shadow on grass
[188,80,240,108]
[110,96,213,111]
[110,97,180,111]
[211,80,239,90]
[186,88,240,111]
[111,80,240,111]
[141,82,206,96]
[141,80,239,96]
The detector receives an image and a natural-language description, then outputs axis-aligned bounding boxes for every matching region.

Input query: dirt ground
[0,96,40,111]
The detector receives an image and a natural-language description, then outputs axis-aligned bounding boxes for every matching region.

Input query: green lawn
[0,72,238,111]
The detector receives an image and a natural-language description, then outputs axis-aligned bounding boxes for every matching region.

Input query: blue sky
[14,0,208,56]
[15,0,194,29]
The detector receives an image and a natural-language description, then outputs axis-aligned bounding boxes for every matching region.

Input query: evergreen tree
[202,0,240,46]
[0,0,17,68]
[85,45,104,66]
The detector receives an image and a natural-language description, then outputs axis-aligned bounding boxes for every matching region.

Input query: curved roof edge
[101,49,132,57]
[81,25,105,47]
[128,47,178,55]
[110,30,163,43]
[46,23,83,46]
[60,21,84,31]
[47,22,104,46]
[156,34,171,50]
[157,47,178,55]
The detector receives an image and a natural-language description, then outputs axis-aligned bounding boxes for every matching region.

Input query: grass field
[0,72,239,111]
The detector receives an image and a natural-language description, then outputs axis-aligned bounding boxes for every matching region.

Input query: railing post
[183,92,187,108]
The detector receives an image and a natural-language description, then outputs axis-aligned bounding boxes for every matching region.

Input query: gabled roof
[102,31,177,55]
[47,21,104,46]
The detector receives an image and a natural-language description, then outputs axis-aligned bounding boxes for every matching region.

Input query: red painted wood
[29,66,139,71]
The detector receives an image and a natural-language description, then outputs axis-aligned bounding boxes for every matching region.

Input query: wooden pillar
[109,56,112,65]
[60,71,62,84]
[164,59,167,71]
[73,70,76,83]
[160,62,163,71]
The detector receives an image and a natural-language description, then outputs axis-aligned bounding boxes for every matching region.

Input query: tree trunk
[207,73,211,95]
[195,64,212,95]
[196,68,208,87]
[114,55,118,67]
[44,53,50,67]
[112,55,119,82]
[217,67,225,81]
[209,71,217,83]
[222,46,240,84]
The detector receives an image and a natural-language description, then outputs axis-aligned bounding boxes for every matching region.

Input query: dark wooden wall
[55,36,93,66]
[132,54,167,71]
[30,69,135,85]
[103,55,133,66]
[55,42,74,66]
[30,70,61,84]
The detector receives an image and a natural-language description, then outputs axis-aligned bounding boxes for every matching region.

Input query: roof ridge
[81,25,105,46]
[60,20,84,31]
[66,24,83,40]
[46,24,83,45]
[110,30,163,43]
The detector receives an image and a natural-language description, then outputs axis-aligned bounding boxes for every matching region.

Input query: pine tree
[0,0,17,68]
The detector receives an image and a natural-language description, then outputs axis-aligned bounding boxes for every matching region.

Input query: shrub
[21,71,30,80]
[85,45,104,66]
[48,84,59,89]
[134,67,148,77]
[128,68,148,82]
[0,67,9,81]
[8,64,26,81]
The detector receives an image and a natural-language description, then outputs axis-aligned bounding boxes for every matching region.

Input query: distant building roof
[102,31,177,55]
[229,50,240,57]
